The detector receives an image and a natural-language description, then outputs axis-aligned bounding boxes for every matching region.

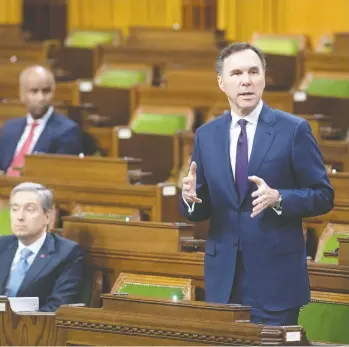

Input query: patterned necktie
[7,248,33,297]
[235,119,248,200]
[7,121,38,177]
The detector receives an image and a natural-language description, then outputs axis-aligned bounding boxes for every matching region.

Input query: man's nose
[36,92,45,101]
[16,209,25,220]
[241,73,251,85]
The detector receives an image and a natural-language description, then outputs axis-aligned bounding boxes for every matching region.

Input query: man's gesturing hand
[182,161,202,204]
[248,176,280,218]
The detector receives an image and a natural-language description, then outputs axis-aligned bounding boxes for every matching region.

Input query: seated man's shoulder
[50,232,83,256]
[0,234,16,248]
[51,113,79,131]
[2,117,26,132]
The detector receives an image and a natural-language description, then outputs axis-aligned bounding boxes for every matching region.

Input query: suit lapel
[3,118,26,170]
[0,239,17,295]
[215,113,239,208]
[33,113,55,153]
[18,233,55,294]
[241,104,276,203]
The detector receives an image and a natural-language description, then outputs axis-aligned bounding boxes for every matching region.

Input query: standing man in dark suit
[0,182,84,312]
[180,42,334,325]
[0,65,82,176]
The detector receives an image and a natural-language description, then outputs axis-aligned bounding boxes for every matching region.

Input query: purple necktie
[235,119,248,200]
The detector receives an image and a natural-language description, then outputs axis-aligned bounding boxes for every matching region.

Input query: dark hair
[216,42,266,75]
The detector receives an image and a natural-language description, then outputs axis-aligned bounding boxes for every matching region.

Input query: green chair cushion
[298,301,349,344]
[131,113,186,135]
[96,68,146,88]
[307,77,349,98]
[66,31,115,48]
[118,283,185,300]
[0,207,11,236]
[318,233,348,264]
[253,38,299,56]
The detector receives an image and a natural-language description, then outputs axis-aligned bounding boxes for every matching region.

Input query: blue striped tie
[7,248,32,297]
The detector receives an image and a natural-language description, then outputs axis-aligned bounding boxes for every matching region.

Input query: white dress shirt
[14,106,54,155]
[230,100,263,178]
[9,232,47,270]
[184,100,264,213]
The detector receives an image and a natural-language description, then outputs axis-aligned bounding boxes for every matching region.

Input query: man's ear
[45,209,55,229]
[217,75,225,93]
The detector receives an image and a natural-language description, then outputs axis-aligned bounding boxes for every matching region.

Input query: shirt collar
[230,100,263,128]
[17,231,47,256]
[26,106,54,126]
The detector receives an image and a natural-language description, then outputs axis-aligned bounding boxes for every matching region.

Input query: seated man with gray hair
[0,182,84,312]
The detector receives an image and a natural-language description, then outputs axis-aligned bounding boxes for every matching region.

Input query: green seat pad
[298,301,349,344]
[67,31,115,48]
[318,233,348,264]
[118,283,185,300]
[253,38,299,56]
[96,68,146,88]
[131,113,186,135]
[306,77,349,98]
[0,207,11,236]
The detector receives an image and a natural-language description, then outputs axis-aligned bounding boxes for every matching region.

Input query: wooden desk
[24,154,141,186]
[0,297,59,346]
[55,295,307,346]
[0,176,179,222]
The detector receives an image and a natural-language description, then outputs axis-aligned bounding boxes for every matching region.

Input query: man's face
[10,191,51,245]
[20,71,55,119]
[217,49,266,116]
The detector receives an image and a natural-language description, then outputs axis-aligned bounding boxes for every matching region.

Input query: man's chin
[31,108,48,119]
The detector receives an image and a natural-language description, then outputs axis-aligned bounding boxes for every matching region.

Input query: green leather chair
[317,233,348,264]
[66,30,115,48]
[306,76,349,98]
[95,68,146,88]
[112,273,194,301]
[131,113,187,135]
[298,295,349,344]
[0,207,11,236]
[118,283,185,300]
[253,38,299,56]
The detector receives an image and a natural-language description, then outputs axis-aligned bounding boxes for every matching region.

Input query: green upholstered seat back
[118,282,185,300]
[253,38,299,56]
[96,68,146,88]
[317,233,348,264]
[131,113,187,135]
[0,207,11,236]
[298,301,349,344]
[66,31,115,48]
[307,76,349,98]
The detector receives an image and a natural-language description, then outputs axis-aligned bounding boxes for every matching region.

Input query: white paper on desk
[8,297,39,312]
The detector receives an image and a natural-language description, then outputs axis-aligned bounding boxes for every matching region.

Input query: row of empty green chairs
[0,207,11,236]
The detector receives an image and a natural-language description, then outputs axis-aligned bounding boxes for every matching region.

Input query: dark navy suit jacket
[0,232,84,312]
[180,104,334,310]
[0,112,82,172]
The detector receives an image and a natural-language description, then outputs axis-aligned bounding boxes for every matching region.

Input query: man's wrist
[273,190,282,209]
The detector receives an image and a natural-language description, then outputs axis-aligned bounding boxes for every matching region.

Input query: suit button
[233,240,238,247]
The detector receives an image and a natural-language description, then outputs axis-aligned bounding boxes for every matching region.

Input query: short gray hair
[216,42,267,76]
[10,182,53,212]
